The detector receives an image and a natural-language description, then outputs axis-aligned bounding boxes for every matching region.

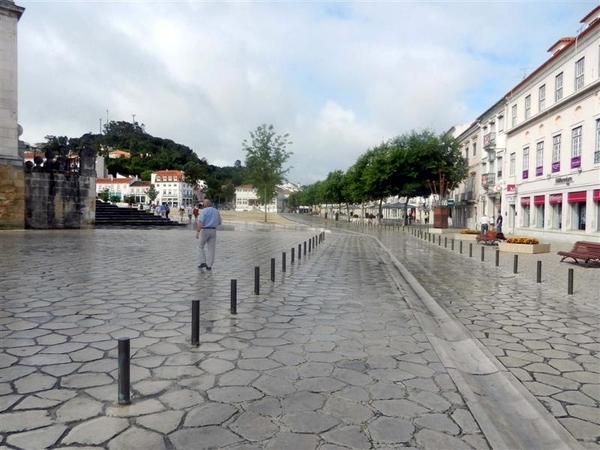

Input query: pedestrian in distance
[192,205,200,223]
[195,198,222,271]
[496,211,503,233]
[480,214,489,235]
[179,205,185,222]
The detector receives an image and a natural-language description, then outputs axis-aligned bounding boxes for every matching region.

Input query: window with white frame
[571,126,582,169]
[510,152,516,175]
[472,142,476,157]
[555,72,563,101]
[536,142,544,176]
[498,115,504,132]
[497,156,503,179]
[511,105,517,127]
[575,57,584,91]
[525,95,531,119]
[595,119,600,164]
[538,85,546,111]
[552,134,561,173]
[523,147,529,179]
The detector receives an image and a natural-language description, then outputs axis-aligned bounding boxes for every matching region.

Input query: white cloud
[16,0,595,184]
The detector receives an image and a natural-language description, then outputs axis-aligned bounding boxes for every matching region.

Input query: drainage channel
[373,236,584,450]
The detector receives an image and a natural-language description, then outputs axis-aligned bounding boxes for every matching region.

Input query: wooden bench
[557,241,600,264]
[476,230,506,245]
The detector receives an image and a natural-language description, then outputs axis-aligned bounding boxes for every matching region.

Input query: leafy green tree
[145,184,159,204]
[98,188,110,202]
[243,124,293,222]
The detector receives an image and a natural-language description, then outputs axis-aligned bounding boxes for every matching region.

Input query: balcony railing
[466,191,474,201]
[481,172,496,187]
[460,193,466,201]
[483,132,496,149]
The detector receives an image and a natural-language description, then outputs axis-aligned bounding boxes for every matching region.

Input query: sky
[16,0,598,185]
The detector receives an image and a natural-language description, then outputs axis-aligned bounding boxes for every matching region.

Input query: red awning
[567,191,586,203]
[594,190,600,202]
[521,197,530,206]
[549,193,563,204]
[534,195,545,205]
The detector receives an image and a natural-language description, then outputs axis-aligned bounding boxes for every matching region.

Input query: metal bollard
[298,244,302,260]
[291,247,295,263]
[230,280,237,314]
[118,338,131,405]
[282,252,286,272]
[513,255,518,274]
[459,241,463,254]
[469,243,473,257]
[444,237,447,247]
[495,249,500,267]
[481,246,485,261]
[304,241,307,256]
[536,261,542,283]
[438,236,441,246]
[271,258,276,281]
[451,239,455,250]
[568,268,574,295]
[254,266,260,295]
[308,239,312,253]
[191,300,199,346]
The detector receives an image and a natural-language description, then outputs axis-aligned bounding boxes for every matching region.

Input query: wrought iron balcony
[483,132,496,149]
[466,191,474,201]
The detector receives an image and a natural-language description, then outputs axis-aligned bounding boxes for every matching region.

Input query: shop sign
[549,194,563,204]
[555,176,573,184]
[506,184,516,193]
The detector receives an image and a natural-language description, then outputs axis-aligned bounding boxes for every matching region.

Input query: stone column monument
[0,0,25,229]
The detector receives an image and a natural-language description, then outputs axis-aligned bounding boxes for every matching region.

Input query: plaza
[0,218,598,449]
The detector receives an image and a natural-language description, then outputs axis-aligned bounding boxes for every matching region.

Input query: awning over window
[594,190,600,202]
[534,195,545,205]
[520,197,530,206]
[567,191,586,203]
[549,193,563,204]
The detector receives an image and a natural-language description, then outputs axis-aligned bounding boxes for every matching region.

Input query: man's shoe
[198,263,207,269]
[206,267,212,271]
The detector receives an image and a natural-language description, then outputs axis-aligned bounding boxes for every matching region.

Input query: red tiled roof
[581,5,600,23]
[155,170,184,177]
[96,178,134,184]
[546,37,575,53]
[131,181,151,187]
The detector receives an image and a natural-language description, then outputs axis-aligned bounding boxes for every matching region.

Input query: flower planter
[497,242,551,254]
[455,234,478,241]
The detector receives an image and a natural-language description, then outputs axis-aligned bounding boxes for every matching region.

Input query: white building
[452,6,600,243]
[150,170,200,207]
[235,184,277,212]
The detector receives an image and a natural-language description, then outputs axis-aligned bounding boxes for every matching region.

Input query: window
[539,85,546,111]
[596,120,600,164]
[511,105,517,127]
[571,126,582,169]
[498,115,504,132]
[525,95,531,119]
[523,147,529,179]
[555,72,563,101]
[510,152,516,175]
[497,156,503,179]
[472,142,477,157]
[552,134,561,172]
[536,142,544,176]
[575,57,584,91]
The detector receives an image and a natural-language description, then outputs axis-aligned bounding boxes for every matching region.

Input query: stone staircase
[95,201,185,228]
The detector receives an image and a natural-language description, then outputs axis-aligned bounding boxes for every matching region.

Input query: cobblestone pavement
[1,226,492,449]
[291,216,600,449]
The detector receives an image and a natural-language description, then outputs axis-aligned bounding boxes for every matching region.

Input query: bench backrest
[573,241,600,254]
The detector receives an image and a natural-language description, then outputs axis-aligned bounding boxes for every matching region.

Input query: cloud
[16,1,594,184]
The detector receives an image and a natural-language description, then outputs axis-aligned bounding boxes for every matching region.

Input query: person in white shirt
[480,214,489,235]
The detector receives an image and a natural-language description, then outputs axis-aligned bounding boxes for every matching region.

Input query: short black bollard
[469,243,473,257]
[536,261,542,283]
[271,258,276,281]
[459,241,463,254]
[282,252,286,272]
[451,239,455,250]
[191,300,200,346]
[481,246,485,261]
[444,237,447,248]
[230,280,237,314]
[298,244,302,260]
[118,338,131,405]
[254,266,260,295]
[513,255,518,274]
[304,241,307,256]
[495,249,500,267]
[291,247,295,263]
[568,268,574,295]
[308,239,312,253]
[438,236,441,246]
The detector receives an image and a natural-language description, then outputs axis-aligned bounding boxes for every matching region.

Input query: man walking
[195,199,222,271]
[480,214,489,235]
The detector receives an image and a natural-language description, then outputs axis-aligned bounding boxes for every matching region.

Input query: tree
[242,124,293,222]
[98,188,110,202]
[145,184,158,204]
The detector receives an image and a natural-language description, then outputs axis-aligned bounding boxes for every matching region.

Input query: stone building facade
[0,0,25,229]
